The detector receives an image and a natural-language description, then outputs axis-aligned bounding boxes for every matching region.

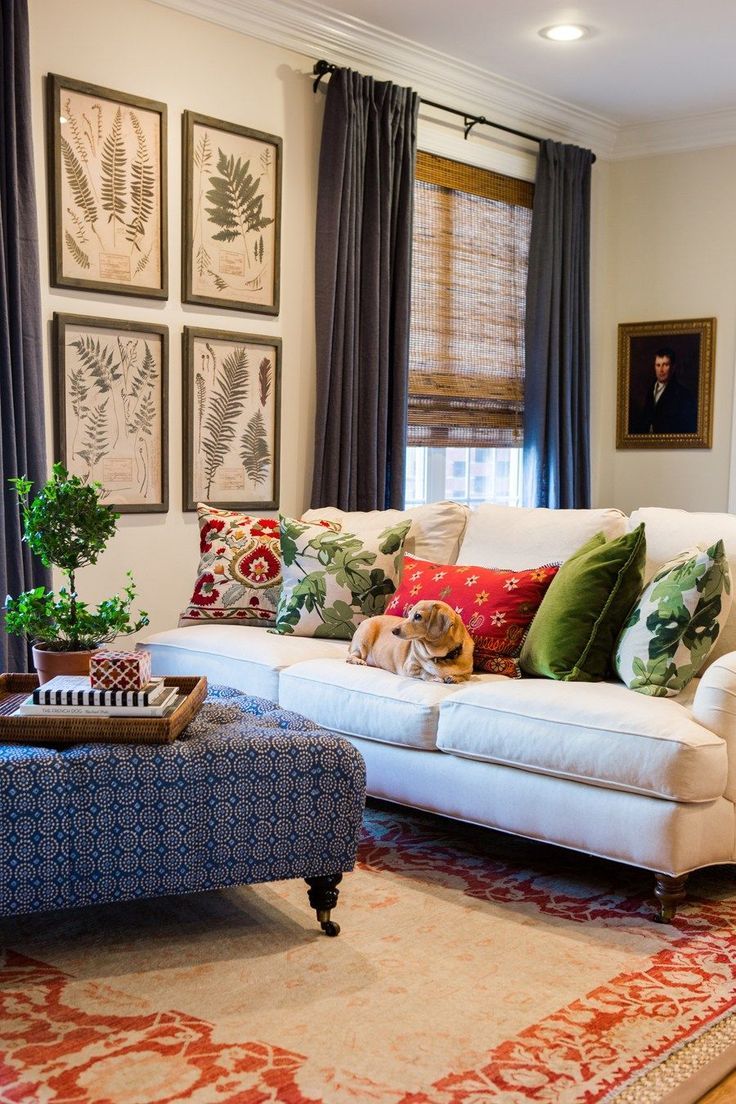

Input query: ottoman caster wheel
[321,919,341,937]
[306,873,343,938]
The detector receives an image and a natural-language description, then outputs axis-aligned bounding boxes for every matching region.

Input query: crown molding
[149,0,619,158]
[614,108,736,160]
[149,0,736,162]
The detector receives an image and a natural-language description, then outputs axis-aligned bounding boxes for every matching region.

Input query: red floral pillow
[180,505,285,626]
[385,554,559,677]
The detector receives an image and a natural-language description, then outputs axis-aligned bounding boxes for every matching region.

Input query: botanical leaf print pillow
[274,516,411,639]
[180,505,283,625]
[615,540,732,697]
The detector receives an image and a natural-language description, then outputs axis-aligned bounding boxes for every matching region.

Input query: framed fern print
[182,111,281,315]
[183,327,281,511]
[47,74,167,299]
[53,313,169,513]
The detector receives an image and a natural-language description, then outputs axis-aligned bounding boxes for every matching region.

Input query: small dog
[347,600,474,683]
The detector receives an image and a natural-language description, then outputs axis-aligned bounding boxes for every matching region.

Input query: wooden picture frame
[183,326,281,511]
[616,318,716,449]
[182,110,281,315]
[47,73,168,299]
[53,313,169,513]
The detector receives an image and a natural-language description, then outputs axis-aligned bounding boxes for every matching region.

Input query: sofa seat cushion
[279,659,504,751]
[436,679,727,803]
[144,626,349,701]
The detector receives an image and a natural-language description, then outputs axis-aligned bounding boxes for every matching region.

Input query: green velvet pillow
[520,524,646,681]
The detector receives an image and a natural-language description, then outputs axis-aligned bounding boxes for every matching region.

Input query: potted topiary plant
[4,463,149,685]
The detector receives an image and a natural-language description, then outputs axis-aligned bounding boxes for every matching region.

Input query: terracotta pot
[32,645,93,688]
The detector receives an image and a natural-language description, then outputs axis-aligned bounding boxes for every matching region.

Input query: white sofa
[143,502,736,921]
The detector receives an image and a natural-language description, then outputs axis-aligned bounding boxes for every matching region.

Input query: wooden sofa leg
[653,872,689,922]
[305,873,343,936]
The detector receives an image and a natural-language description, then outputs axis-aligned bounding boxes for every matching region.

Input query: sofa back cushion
[457,505,629,570]
[302,501,470,565]
[631,507,736,666]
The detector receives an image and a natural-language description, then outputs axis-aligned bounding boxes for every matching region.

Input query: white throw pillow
[457,505,629,570]
[301,501,470,565]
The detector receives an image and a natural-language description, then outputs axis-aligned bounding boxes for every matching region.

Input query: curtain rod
[312,59,596,162]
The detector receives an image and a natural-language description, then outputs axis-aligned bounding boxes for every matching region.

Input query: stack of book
[16,675,180,718]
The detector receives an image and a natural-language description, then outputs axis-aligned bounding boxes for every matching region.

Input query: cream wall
[593,146,736,514]
[28,0,321,638]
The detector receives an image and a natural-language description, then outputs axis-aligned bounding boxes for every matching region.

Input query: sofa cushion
[436,678,727,803]
[616,541,732,697]
[278,659,503,751]
[631,506,736,667]
[301,500,470,565]
[144,626,349,701]
[384,554,558,677]
[457,504,629,570]
[274,516,410,638]
[520,525,647,681]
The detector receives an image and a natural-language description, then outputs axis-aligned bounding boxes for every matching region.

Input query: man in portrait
[631,347,698,435]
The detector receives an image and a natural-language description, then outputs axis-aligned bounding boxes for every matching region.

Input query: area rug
[2,803,736,1104]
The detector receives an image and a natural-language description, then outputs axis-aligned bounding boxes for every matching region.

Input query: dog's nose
[392,626,401,636]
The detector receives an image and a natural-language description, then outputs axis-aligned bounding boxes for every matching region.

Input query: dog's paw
[346,654,367,665]
[443,675,460,684]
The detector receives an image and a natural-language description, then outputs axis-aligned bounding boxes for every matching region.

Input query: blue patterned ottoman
[0,686,366,936]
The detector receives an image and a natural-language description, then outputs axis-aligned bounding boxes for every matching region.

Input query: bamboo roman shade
[408,151,533,448]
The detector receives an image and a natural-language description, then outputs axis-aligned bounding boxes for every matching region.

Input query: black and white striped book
[17,687,179,718]
[32,675,168,707]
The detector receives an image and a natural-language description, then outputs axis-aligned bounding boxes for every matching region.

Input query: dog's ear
[428,603,451,639]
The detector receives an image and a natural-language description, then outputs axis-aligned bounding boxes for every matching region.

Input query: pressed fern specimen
[200,347,249,496]
[129,342,158,399]
[208,268,228,291]
[258,357,271,406]
[240,408,270,486]
[100,106,127,243]
[64,230,90,270]
[126,111,154,252]
[205,149,273,263]
[133,245,152,278]
[196,244,211,277]
[77,398,110,476]
[195,372,207,439]
[69,335,122,446]
[61,137,98,235]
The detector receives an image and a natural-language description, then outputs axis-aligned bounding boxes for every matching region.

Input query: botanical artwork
[184,328,280,510]
[55,314,168,512]
[184,112,281,314]
[49,75,166,297]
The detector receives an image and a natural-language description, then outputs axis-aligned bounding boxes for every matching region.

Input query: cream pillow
[301,501,470,565]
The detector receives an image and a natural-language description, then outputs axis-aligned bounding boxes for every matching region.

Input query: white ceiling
[317,0,736,126]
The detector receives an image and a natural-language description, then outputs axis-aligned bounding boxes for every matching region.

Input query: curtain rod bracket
[313,59,335,93]
[463,115,487,140]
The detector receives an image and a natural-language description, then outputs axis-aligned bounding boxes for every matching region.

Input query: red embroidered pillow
[385,554,559,677]
[180,505,285,625]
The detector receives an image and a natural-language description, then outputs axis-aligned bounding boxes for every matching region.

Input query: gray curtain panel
[311,67,418,511]
[0,0,50,672]
[523,139,594,509]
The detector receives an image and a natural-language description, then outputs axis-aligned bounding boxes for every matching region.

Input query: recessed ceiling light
[539,24,588,41]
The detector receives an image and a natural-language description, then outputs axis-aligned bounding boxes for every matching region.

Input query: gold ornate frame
[616,317,716,449]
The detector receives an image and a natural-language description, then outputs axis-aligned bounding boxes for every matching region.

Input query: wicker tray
[0,674,208,745]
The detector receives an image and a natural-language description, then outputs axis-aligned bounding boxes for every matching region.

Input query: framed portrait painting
[183,326,281,511]
[182,111,282,315]
[616,318,716,449]
[47,74,168,299]
[53,313,169,513]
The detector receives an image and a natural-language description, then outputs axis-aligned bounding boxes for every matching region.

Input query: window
[405,152,532,508]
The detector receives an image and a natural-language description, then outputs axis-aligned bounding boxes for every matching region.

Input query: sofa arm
[692,653,736,802]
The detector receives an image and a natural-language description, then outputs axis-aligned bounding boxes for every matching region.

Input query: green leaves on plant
[205,149,273,252]
[4,573,148,651]
[201,346,249,497]
[100,106,127,228]
[240,408,270,486]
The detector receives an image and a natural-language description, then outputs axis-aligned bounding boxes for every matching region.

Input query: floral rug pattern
[2,805,735,1103]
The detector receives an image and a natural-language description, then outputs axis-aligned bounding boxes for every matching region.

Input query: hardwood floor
[697,1068,736,1102]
